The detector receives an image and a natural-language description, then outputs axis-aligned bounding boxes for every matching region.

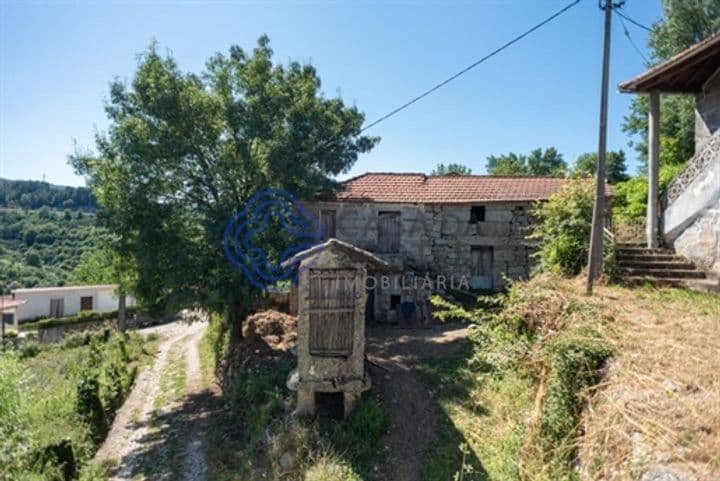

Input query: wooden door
[308,269,356,356]
[470,246,494,290]
[377,211,400,253]
[320,209,337,239]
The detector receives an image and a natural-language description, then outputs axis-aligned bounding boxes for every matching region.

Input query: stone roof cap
[281,238,392,271]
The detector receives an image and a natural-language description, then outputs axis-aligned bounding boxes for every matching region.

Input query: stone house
[619,32,720,278]
[304,173,579,321]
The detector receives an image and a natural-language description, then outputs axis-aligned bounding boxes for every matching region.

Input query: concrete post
[647,90,660,248]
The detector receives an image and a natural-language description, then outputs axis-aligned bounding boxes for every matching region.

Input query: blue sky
[0,0,662,187]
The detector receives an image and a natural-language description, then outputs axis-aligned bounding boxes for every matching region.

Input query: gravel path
[366,324,468,481]
[94,321,209,481]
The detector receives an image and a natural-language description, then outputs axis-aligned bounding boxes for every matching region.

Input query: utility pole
[586,0,622,295]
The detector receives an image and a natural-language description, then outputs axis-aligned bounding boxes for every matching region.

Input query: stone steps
[616,243,709,287]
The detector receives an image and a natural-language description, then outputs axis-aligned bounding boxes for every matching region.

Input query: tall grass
[0,329,156,480]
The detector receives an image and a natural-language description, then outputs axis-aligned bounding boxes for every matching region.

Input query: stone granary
[304,173,611,321]
[283,239,391,418]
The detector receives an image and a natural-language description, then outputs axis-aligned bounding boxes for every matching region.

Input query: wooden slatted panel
[308,269,356,356]
[320,209,337,239]
[377,211,401,253]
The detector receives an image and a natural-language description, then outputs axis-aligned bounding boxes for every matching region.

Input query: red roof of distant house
[0,297,26,311]
[329,173,607,204]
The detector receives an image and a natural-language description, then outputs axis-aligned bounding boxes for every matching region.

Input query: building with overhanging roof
[619,32,720,278]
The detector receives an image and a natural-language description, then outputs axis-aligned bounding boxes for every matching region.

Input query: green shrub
[0,354,30,481]
[304,455,362,481]
[19,341,42,359]
[531,327,614,480]
[321,396,391,477]
[529,180,594,276]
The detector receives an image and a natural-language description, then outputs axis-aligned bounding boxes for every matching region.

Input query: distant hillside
[0,179,106,293]
[0,177,96,210]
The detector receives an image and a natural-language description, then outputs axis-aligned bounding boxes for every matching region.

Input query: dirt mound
[242,309,297,351]
[222,310,298,389]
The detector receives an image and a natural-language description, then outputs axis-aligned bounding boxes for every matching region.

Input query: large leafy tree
[573,150,629,184]
[430,162,472,175]
[486,147,566,177]
[526,147,566,176]
[71,37,377,336]
[486,152,528,176]
[623,0,720,170]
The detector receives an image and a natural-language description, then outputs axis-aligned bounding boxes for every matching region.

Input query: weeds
[423,275,614,481]
[0,329,155,480]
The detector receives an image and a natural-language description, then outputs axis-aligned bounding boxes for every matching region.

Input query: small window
[80,296,93,311]
[1,313,14,326]
[390,295,401,310]
[470,206,486,223]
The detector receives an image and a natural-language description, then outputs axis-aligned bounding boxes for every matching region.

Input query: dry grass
[578,283,720,481]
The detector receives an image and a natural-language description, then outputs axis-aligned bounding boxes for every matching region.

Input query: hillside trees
[71,37,377,336]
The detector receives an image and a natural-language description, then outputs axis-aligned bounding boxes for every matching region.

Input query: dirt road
[366,324,468,481]
[94,320,212,481]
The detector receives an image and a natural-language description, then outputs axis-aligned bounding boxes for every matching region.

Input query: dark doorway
[315,392,344,419]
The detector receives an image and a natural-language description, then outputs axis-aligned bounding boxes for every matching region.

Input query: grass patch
[422,275,614,481]
[204,350,390,481]
[153,342,187,412]
[0,329,156,480]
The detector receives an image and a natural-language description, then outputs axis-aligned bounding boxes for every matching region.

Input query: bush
[0,354,30,481]
[529,327,613,480]
[19,341,42,359]
[529,180,594,276]
[304,455,362,481]
[75,332,139,443]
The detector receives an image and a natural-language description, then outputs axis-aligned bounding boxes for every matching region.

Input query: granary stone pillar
[647,90,660,248]
[297,389,315,416]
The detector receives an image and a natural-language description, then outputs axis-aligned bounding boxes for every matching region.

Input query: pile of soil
[222,310,298,388]
[241,309,297,351]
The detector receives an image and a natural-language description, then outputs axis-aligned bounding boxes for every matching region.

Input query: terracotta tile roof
[331,173,605,204]
[0,297,26,310]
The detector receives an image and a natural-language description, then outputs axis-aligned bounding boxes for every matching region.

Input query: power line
[360,0,581,133]
[616,11,648,63]
[615,8,652,32]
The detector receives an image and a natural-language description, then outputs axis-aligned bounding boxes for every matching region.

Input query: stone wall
[672,197,720,277]
[695,67,720,149]
[304,200,537,320]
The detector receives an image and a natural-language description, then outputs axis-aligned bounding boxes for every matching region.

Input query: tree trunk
[230,299,244,342]
[118,293,127,332]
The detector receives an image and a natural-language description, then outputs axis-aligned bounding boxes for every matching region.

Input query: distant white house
[0,285,134,327]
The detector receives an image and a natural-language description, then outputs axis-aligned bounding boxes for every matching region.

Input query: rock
[641,466,697,481]
[662,379,679,393]
[279,451,296,471]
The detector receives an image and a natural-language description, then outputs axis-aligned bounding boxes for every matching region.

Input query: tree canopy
[71,37,378,331]
[486,147,566,177]
[573,150,629,184]
[430,163,472,176]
